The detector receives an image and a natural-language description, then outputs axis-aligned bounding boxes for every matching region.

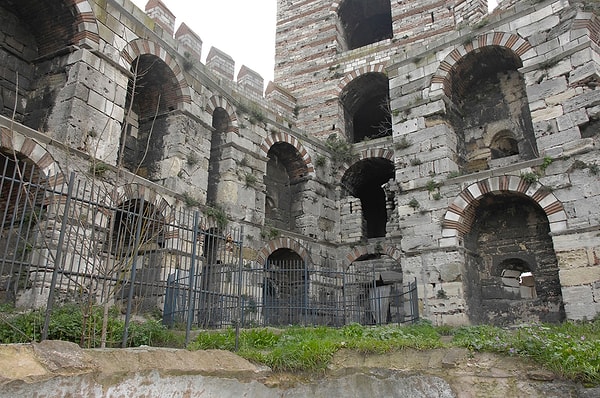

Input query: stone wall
[0,0,598,326]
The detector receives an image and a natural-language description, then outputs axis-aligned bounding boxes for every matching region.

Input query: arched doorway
[263,248,307,325]
[110,198,167,314]
[463,193,565,325]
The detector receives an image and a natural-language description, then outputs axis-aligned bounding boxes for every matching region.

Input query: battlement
[133,0,284,104]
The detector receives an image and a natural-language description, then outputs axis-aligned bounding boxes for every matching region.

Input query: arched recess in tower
[338,0,393,50]
[206,107,231,206]
[121,55,180,180]
[463,193,565,325]
[341,157,395,239]
[264,142,309,233]
[0,0,78,131]
[446,46,538,173]
[340,73,391,143]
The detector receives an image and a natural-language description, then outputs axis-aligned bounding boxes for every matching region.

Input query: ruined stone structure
[1,0,599,326]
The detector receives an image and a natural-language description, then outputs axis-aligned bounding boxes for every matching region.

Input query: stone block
[526,77,567,103]
[559,266,600,287]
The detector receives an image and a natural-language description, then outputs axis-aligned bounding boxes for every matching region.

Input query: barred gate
[0,153,419,344]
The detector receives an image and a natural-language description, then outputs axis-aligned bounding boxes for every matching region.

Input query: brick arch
[111,183,173,220]
[337,64,388,94]
[259,132,315,176]
[343,244,402,268]
[339,149,394,176]
[442,175,567,238]
[0,127,62,181]
[72,0,100,49]
[206,95,239,134]
[256,237,312,265]
[120,39,192,105]
[431,32,533,97]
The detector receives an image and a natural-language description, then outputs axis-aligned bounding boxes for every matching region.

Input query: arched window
[341,158,394,239]
[340,73,391,143]
[206,107,232,205]
[499,259,536,299]
[490,131,519,159]
[264,142,308,233]
[120,55,180,180]
[446,46,537,172]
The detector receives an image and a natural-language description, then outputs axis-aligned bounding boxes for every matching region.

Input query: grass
[2,304,599,385]
[189,323,443,373]
[189,321,600,384]
[0,304,185,348]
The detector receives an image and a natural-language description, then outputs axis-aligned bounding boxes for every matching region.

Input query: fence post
[303,260,309,325]
[42,172,75,341]
[185,211,200,345]
[235,226,244,351]
[121,199,146,348]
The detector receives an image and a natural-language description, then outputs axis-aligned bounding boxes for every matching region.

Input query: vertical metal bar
[185,210,200,345]
[234,226,244,351]
[121,199,146,348]
[42,172,75,341]
[303,260,308,325]
[342,268,347,326]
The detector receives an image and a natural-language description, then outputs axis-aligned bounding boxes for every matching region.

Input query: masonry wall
[0,0,599,326]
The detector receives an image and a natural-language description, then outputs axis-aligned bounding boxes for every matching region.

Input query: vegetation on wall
[325,133,356,166]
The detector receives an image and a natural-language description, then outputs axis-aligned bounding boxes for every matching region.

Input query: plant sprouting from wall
[520,172,539,184]
[408,198,420,209]
[182,192,201,208]
[245,173,257,187]
[394,136,411,150]
[204,204,228,229]
[325,134,357,166]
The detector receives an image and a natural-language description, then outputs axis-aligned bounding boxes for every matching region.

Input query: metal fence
[0,153,418,345]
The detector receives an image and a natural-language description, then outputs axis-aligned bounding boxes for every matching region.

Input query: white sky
[131,0,278,83]
[130,0,499,86]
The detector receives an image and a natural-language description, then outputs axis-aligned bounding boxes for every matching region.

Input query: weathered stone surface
[0,343,593,398]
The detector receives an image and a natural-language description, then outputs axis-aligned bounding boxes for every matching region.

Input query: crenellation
[175,22,202,63]
[144,0,176,36]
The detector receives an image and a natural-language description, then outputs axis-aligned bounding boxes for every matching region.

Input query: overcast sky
[130,0,499,86]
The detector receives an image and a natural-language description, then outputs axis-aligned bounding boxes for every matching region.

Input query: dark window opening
[499,259,536,299]
[110,199,165,258]
[464,193,565,325]
[447,46,537,172]
[342,158,394,239]
[0,1,78,130]
[338,0,393,50]
[490,131,519,159]
[120,55,179,180]
[340,73,391,143]
[207,107,231,205]
[264,142,308,233]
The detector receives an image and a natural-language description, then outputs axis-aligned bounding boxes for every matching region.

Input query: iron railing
[0,154,419,346]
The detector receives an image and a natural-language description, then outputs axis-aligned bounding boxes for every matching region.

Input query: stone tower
[274,0,488,142]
